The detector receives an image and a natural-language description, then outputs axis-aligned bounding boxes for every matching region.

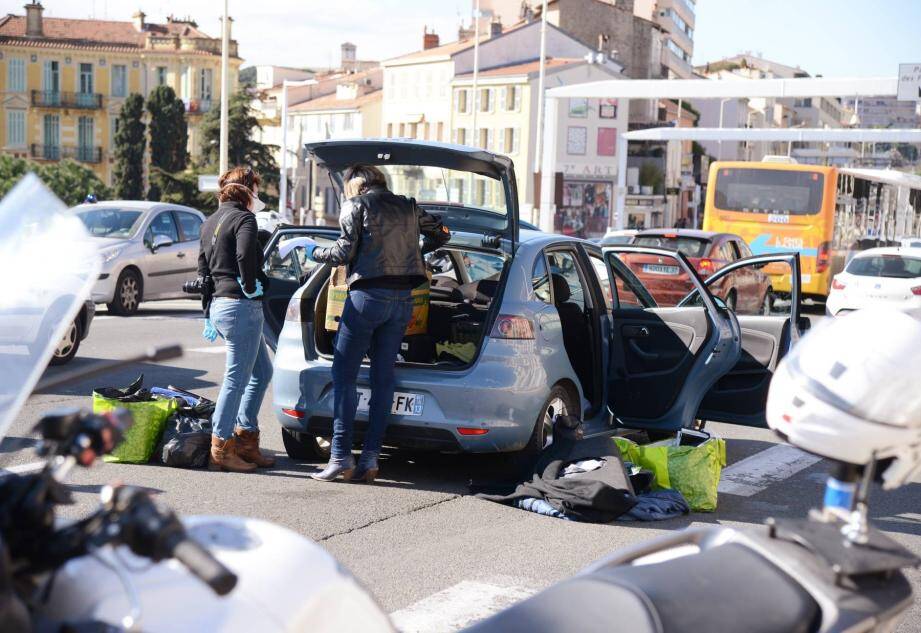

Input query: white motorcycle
[0,175,392,633]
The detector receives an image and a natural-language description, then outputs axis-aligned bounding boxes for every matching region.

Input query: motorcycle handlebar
[170,537,237,596]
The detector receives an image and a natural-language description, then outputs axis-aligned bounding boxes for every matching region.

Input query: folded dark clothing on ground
[621,489,690,522]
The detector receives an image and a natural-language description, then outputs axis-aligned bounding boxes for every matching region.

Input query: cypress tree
[112,93,146,200]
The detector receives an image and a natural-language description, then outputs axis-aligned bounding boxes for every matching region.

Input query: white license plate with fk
[356,389,425,416]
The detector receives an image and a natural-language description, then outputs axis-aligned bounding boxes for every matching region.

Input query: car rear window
[632,235,709,258]
[846,255,921,279]
[714,168,825,215]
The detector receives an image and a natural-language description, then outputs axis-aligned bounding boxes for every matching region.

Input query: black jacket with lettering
[312,186,450,287]
[197,201,269,300]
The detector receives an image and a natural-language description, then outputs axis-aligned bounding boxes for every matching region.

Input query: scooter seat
[465,544,820,633]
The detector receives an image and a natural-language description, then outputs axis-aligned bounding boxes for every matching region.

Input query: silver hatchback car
[73,201,206,315]
[262,140,805,461]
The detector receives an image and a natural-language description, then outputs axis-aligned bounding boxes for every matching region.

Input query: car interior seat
[552,273,591,394]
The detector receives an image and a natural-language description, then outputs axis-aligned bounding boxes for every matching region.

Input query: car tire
[524,385,578,454]
[281,427,331,461]
[49,318,82,366]
[108,269,142,316]
[760,288,775,316]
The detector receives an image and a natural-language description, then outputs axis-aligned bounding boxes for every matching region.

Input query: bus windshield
[714,168,825,215]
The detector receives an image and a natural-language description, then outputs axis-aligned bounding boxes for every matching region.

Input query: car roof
[70,200,204,215]
[852,246,921,258]
[634,228,728,240]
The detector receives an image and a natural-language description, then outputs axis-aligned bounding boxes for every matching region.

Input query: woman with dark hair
[197,166,275,473]
[306,164,450,482]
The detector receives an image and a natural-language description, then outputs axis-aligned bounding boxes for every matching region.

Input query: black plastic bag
[93,374,152,402]
[159,413,212,469]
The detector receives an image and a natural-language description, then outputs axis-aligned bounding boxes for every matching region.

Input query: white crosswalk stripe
[718,444,822,497]
[390,580,535,633]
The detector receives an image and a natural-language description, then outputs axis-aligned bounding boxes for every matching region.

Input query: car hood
[92,237,132,250]
[305,139,519,252]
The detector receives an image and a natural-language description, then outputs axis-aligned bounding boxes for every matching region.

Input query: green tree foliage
[147,86,189,201]
[0,155,110,206]
[198,88,279,206]
[112,93,147,199]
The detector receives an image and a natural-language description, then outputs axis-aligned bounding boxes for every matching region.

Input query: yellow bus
[703,160,921,302]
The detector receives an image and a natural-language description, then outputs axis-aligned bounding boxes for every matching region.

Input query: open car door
[690,253,803,427]
[604,247,741,432]
[261,226,339,350]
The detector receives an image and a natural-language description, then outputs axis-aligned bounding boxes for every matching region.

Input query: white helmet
[767,308,921,489]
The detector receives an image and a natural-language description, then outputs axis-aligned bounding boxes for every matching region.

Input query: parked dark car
[623,229,773,313]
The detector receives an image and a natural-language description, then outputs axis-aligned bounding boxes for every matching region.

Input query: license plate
[643,264,679,275]
[356,388,425,416]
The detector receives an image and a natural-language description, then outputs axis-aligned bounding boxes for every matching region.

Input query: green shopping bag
[93,393,177,464]
[615,435,727,512]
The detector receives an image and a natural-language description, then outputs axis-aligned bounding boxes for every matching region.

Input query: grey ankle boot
[310,455,355,481]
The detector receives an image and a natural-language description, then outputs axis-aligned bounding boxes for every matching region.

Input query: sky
[1,0,916,76]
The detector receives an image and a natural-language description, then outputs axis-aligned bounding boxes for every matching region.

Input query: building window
[77,116,94,161]
[566,126,587,155]
[505,127,520,154]
[342,112,354,131]
[510,85,522,111]
[569,98,589,118]
[597,127,617,156]
[79,63,94,94]
[6,110,25,148]
[479,88,493,113]
[599,98,617,119]
[156,66,167,87]
[454,128,467,145]
[7,58,25,92]
[43,114,60,159]
[43,60,60,94]
[199,68,213,105]
[110,116,119,144]
[111,64,127,97]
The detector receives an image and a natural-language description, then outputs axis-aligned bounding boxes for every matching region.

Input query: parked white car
[255,210,283,233]
[827,247,921,317]
[72,201,206,316]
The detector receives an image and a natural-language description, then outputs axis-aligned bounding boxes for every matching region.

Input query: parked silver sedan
[72,201,206,315]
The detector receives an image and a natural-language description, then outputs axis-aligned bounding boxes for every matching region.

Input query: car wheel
[49,318,81,366]
[760,288,775,316]
[281,427,331,461]
[108,269,142,316]
[525,385,578,453]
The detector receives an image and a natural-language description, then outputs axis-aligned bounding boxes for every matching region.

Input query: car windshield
[77,208,143,238]
[846,255,921,279]
[633,235,709,258]
[365,165,508,216]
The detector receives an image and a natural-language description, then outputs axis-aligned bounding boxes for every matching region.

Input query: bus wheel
[761,288,774,316]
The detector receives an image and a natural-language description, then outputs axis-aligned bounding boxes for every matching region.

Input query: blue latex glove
[202,318,219,342]
[237,277,264,299]
[303,245,317,261]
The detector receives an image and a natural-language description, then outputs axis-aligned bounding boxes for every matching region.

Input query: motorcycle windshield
[0,174,100,440]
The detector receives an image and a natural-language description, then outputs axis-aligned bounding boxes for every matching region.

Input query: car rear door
[261,227,340,349]
[693,253,803,427]
[603,246,741,432]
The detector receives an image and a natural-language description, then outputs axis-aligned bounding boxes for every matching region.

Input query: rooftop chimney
[489,19,503,38]
[132,10,146,31]
[24,2,43,37]
[458,22,475,41]
[423,27,440,50]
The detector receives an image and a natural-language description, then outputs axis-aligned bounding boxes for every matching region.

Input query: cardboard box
[325,266,430,335]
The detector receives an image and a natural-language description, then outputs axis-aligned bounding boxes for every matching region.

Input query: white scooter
[0,175,392,633]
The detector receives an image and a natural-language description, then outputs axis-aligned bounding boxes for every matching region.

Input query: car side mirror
[712,296,729,310]
[151,234,173,252]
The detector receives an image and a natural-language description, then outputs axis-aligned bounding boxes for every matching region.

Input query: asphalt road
[4,300,920,631]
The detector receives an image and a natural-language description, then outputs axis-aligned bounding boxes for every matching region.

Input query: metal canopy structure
[537,76,917,231]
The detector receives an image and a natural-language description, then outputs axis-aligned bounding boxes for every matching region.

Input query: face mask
[250,194,266,213]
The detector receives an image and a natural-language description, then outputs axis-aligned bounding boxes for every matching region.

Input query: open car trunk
[312,245,507,369]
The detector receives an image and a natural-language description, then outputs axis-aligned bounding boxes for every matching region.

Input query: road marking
[187,346,226,354]
[390,580,535,633]
[718,444,822,497]
[95,314,201,322]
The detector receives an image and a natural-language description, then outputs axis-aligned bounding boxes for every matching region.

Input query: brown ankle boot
[234,428,275,468]
[209,436,257,473]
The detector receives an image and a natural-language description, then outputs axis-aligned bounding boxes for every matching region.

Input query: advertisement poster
[555,180,612,238]
[599,98,618,119]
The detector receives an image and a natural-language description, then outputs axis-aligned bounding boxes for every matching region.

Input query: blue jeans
[210,297,273,440]
[331,288,414,461]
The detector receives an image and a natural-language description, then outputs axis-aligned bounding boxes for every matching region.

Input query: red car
[620,229,773,313]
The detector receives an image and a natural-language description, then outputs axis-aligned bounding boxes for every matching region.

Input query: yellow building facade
[0,4,240,187]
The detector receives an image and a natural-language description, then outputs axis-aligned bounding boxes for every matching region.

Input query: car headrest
[551,274,571,303]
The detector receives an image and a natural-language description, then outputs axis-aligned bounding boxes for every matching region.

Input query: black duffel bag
[159,412,212,469]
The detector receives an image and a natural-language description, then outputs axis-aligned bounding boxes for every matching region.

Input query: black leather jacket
[312,186,450,286]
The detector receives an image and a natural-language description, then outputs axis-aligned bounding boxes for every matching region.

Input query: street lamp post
[717,97,732,161]
[218,0,230,175]
[533,0,549,176]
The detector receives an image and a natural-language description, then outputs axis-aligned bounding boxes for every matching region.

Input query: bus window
[714,168,825,215]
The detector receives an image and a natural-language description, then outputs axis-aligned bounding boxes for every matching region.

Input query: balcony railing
[31,90,103,109]
[30,144,103,164]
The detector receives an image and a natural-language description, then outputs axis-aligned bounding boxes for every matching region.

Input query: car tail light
[816,241,831,273]
[457,427,489,436]
[282,408,304,419]
[696,258,715,275]
[490,315,534,340]
[831,278,846,291]
[285,298,301,322]
[912,286,921,296]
